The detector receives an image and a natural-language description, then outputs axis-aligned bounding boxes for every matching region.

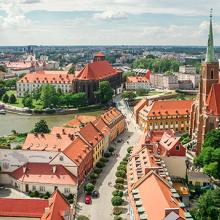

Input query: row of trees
[132,57,180,73]
[1,93,17,104]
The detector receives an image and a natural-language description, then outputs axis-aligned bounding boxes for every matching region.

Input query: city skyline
[1,0,220,46]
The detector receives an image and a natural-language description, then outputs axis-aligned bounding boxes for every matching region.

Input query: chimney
[52,165,56,173]
[44,207,50,216]
[23,166,27,174]
[165,208,179,217]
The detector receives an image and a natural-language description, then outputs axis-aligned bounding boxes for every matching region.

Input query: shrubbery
[111,196,124,206]
[115,170,126,178]
[112,190,123,197]
[94,168,102,174]
[117,165,126,172]
[113,207,123,215]
[96,161,105,169]
[104,152,111,158]
[115,177,124,184]
[114,184,124,190]
[100,157,109,163]
[108,147,115,153]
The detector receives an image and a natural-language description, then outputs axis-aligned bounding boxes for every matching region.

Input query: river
[0,113,77,136]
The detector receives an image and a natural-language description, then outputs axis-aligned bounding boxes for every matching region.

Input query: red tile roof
[146,100,192,117]
[129,171,185,220]
[101,107,124,128]
[10,163,77,185]
[4,61,33,70]
[63,136,92,166]
[22,133,73,151]
[18,71,75,84]
[0,198,48,218]
[127,76,149,83]
[64,115,97,128]
[206,83,220,115]
[79,122,103,147]
[94,117,111,137]
[95,52,105,57]
[41,190,72,220]
[76,60,119,80]
[51,126,79,135]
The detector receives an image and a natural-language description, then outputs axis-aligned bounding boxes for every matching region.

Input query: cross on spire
[210,8,213,19]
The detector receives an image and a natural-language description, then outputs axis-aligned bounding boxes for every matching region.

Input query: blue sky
[0,0,220,46]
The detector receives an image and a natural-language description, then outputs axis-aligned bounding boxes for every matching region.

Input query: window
[32,185,36,191]
[176,145,180,151]
[211,69,214,79]
[64,188,70,194]
[59,156,64,161]
[40,186,45,192]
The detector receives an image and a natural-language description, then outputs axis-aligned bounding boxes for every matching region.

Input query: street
[76,98,142,220]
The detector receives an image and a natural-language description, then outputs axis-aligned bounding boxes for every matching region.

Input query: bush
[115,170,126,178]
[96,161,105,169]
[120,161,127,166]
[112,190,123,197]
[33,191,39,197]
[127,147,133,153]
[117,165,126,172]
[114,184,124,190]
[100,157,108,163]
[108,147,115,153]
[115,177,124,184]
[85,183,95,194]
[122,157,128,162]
[94,168,102,174]
[113,207,123,215]
[67,194,74,200]
[77,215,90,220]
[90,172,98,180]
[104,152,111,158]
[114,216,122,220]
[111,196,124,206]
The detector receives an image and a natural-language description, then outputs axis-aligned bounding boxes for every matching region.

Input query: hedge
[115,177,124,184]
[117,164,127,172]
[115,170,126,178]
[94,168,102,174]
[114,184,124,190]
[100,157,109,163]
[112,190,123,197]
[113,207,123,216]
[104,152,111,158]
[111,196,124,206]
[96,161,105,169]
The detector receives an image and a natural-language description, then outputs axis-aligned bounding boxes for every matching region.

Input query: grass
[0,133,27,148]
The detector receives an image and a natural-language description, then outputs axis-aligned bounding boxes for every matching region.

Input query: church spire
[205,8,216,63]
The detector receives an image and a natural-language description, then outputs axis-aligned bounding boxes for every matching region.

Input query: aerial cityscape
[0,1,220,220]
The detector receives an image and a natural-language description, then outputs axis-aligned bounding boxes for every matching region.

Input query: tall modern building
[189,11,220,154]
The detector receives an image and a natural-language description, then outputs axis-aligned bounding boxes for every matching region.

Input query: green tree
[195,130,220,179]
[32,88,41,100]
[8,94,17,104]
[5,79,17,89]
[122,91,136,101]
[32,120,50,133]
[68,64,75,74]
[96,81,114,104]
[40,85,58,108]
[0,80,6,98]
[71,92,87,107]
[122,71,135,81]
[111,196,124,206]
[2,93,9,103]
[191,188,220,220]
[22,96,33,108]
[85,183,95,194]
[0,65,6,72]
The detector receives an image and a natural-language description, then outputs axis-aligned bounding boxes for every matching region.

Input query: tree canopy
[132,57,180,72]
[96,81,114,104]
[32,120,50,133]
[195,130,220,179]
[191,188,220,220]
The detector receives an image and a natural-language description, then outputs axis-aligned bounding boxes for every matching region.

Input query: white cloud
[94,10,128,20]
[0,0,30,29]
[21,0,41,4]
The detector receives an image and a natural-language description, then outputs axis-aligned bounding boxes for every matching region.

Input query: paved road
[76,98,142,220]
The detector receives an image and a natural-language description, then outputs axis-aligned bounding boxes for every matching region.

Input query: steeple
[205,8,216,63]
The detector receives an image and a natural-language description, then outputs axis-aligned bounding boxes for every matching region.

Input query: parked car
[91,190,99,198]
[85,195,92,204]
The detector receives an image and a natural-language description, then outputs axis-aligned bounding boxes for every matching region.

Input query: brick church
[189,12,220,155]
[74,52,122,103]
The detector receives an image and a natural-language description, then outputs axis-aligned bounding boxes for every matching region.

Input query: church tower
[196,9,219,154]
[199,9,219,112]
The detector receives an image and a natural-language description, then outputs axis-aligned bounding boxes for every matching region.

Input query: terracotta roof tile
[10,163,77,185]
[0,198,48,217]
[206,83,220,115]
[76,60,119,80]
[127,76,149,83]
[41,190,71,220]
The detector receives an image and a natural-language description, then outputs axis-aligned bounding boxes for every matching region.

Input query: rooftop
[10,163,77,185]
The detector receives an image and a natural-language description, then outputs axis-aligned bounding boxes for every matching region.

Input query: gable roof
[206,83,220,115]
[41,190,72,220]
[130,171,185,220]
[79,122,103,147]
[94,117,111,137]
[10,163,77,185]
[63,136,92,166]
[0,198,48,218]
[76,60,118,80]
[64,115,97,128]
[22,133,73,152]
